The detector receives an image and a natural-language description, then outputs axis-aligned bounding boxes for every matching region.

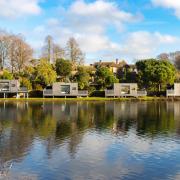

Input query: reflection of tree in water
[136,102,177,136]
[0,102,34,164]
[1,101,180,165]
[111,101,180,137]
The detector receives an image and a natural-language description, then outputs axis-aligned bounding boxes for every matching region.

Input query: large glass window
[0,82,10,91]
[61,85,70,94]
[121,85,130,95]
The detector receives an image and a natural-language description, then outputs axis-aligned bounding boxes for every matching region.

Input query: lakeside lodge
[43,82,88,98]
[0,80,28,98]
[105,83,147,97]
[0,79,180,98]
[166,83,180,97]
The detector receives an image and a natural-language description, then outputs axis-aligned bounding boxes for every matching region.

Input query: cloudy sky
[0,0,180,63]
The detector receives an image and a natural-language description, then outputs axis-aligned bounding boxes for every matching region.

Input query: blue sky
[0,0,180,64]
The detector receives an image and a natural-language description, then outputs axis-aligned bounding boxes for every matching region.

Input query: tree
[157,53,170,60]
[42,35,54,63]
[117,65,137,83]
[8,34,33,74]
[42,35,65,63]
[136,59,176,91]
[66,37,85,68]
[55,59,72,81]
[0,32,10,69]
[35,59,57,86]
[95,67,119,89]
[0,69,13,80]
[74,66,90,90]
[20,77,32,90]
[174,54,180,70]
[53,44,65,60]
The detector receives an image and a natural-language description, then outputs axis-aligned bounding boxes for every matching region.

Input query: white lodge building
[105,83,147,97]
[43,82,88,97]
[167,83,180,97]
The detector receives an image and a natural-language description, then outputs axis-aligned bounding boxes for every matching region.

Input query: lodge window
[121,85,130,94]
[61,85,70,94]
[0,82,10,91]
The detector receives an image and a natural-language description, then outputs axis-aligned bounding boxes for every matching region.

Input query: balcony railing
[78,90,88,96]
[43,89,53,95]
[137,90,147,96]
[166,90,174,96]
[105,89,114,95]
[19,87,28,92]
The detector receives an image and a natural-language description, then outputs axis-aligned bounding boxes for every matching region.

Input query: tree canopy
[95,67,119,89]
[55,59,72,80]
[35,59,57,86]
[74,66,90,90]
[136,59,176,91]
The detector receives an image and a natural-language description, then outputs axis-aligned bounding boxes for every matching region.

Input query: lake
[0,101,180,180]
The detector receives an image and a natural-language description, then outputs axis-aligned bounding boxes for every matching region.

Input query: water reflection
[0,101,180,179]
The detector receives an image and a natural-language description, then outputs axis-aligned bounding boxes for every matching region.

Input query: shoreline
[0,97,177,102]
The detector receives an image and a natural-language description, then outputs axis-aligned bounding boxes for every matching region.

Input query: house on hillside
[43,82,88,97]
[105,83,147,97]
[92,59,126,75]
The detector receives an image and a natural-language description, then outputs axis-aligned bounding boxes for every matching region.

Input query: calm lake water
[0,101,180,180]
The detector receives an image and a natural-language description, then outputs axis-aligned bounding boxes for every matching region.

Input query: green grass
[0,96,168,102]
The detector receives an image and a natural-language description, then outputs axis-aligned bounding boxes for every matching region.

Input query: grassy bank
[0,96,171,102]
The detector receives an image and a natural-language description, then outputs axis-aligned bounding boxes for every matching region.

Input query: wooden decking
[105,89,147,97]
[0,88,29,98]
[43,89,88,97]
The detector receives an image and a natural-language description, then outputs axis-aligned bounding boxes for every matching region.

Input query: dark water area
[0,101,180,180]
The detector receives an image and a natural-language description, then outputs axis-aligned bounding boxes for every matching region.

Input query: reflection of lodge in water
[105,101,141,133]
[166,101,180,122]
[0,101,29,120]
[42,102,78,121]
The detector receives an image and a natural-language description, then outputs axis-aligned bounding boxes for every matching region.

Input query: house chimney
[116,58,119,64]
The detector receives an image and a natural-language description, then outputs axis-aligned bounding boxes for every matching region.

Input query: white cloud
[0,0,42,19]
[152,0,180,18]
[63,0,142,35]
[119,31,179,60]
[26,0,180,62]
[29,0,141,59]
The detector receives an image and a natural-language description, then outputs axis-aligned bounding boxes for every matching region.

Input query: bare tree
[53,43,65,60]
[157,51,180,70]
[42,35,65,63]
[0,31,33,74]
[42,35,54,63]
[157,53,170,60]
[0,31,11,70]
[174,54,180,70]
[66,37,85,68]
[8,35,33,73]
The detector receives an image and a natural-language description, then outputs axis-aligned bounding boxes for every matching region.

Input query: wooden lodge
[0,80,28,98]
[43,82,88,98]
[105,83,147,97]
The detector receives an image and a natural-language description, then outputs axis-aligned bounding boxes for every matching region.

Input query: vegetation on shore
[0,96,172,102]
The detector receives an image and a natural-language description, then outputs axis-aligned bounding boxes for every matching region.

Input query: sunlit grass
[0,96,169,101]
